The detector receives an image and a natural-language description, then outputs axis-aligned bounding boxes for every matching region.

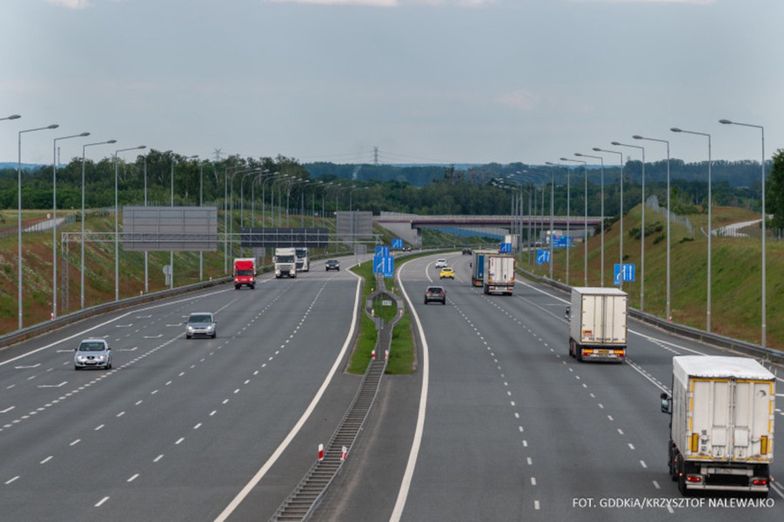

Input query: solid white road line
[214,266,363,522]
[390,257,431,522]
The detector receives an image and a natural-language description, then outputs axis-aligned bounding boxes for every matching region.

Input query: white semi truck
[567,287,627,362]
[482,254,515,295]
[661,356,775,496]
[274,247,297,279]
[295,247,310,272]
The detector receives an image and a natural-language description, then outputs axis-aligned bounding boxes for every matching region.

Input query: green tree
[767,149,784,230]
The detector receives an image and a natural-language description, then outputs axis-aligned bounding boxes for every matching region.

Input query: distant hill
[0,163,44,171]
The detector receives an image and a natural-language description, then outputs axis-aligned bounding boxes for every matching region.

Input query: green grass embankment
[524,204,782,348]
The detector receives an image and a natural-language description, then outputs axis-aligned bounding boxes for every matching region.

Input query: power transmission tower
[213,148,223,162]
[373,146,379,166]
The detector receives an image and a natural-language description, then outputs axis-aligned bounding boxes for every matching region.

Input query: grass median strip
[349,250,450,375]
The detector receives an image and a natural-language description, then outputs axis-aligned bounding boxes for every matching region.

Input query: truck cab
[295,247,310,272]
[233,258,256,289]
[274,248,297,278]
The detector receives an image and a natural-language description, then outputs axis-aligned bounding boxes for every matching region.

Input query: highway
[0,257,364,522]
[315,252,784,521]
[1,251,782,521]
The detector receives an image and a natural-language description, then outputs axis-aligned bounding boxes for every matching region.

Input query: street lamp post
[18,123,59,329]
[720,118,767,347]
[594,148,624,289]
[115,146,146,301]
[143,152,149,293]
[81,139,116,309]
[634,135,671,321]
[612,141,646,309]
[52,131,90,319]
[561,158,588,286]
[547,162,568,284]
[671,128,712,331]
[575,153,605,286]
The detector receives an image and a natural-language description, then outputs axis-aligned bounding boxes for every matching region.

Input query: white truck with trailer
[482,254,515,295]
[661,356,775,496]
[567,287,627,362]
[295,247,310,272]
[274,247,297,279]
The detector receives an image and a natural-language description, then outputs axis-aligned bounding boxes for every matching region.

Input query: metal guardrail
[0,276,233,351]
[517,267,784,366]
[0,252,352,351]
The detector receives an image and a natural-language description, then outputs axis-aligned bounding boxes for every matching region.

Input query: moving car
[439,267,455,279]
[434,258,448,269]
[325,259,340,271]
[462,248,472,255]
[186,312,217,339]
[74,339,112,370]
[424,286,446,305]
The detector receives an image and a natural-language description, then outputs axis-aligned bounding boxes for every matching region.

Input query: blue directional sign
[613,263,636,285]
[375,245,390,257]
[499,242,513,254]
[553,236,572,249]
[391,238,404,250]
[536,249,551,265]
[373,255,395,278]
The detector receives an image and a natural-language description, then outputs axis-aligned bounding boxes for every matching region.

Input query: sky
[1,0,780,166]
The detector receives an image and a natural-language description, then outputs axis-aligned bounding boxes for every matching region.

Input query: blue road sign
[536,249,551,265]
[375,245,390,257]
[373,255,395,278]
[553,236,572,248]
[613,263,636,285]
[499,242,513,254]
[392,239,404,250]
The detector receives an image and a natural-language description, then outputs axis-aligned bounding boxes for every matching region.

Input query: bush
[653,234,665,245]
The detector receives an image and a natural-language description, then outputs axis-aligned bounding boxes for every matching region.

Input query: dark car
[424,286,446,305]
[462,248,472,255]
[325,259,340,271]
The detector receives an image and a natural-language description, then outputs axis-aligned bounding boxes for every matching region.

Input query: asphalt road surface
[0,256,365,522]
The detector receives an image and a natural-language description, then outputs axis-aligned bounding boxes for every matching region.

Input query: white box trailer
[568,287,627,362]
[482,255,515,295]
[661,356,775,496]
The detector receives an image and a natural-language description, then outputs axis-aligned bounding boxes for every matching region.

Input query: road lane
[0,257,365,521]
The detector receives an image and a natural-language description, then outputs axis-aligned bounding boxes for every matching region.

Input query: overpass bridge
[374,212,604,246]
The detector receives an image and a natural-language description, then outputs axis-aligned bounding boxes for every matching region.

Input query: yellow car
[439,267,455,279]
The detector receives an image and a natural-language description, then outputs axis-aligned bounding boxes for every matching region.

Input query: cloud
[47,0,91,9]
[569,0,715,4]
[266,0,494,6]
[496,90,539,111]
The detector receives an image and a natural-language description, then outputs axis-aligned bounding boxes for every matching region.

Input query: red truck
[233,258,256,290]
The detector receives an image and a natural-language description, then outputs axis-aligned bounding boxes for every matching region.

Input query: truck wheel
[576,347,583,362]
[677,458,691,496]
[668,443,679,481]
[234,285,240,290]
[250,284,255,290]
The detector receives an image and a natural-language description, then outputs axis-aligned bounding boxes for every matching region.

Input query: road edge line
[389,256,431,522]
[214,266,363,522]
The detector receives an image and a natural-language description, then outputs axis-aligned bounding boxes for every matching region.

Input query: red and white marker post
[341,446,348,462]
[317,443,324,462]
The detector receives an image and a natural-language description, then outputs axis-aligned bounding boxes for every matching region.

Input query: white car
[434,258,448,269]
[74,339,112,370]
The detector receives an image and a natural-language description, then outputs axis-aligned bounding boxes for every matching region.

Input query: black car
[325,259,340,271]
[424,286,446,305]
[462,248,472,255]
